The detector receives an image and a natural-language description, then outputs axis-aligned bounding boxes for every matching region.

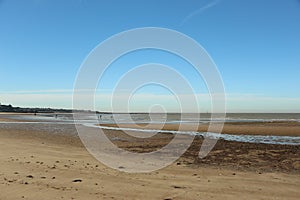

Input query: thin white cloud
[0,89,75,94]
[180,0,220,26]
[1,91,299,112]
[0,89,117,94]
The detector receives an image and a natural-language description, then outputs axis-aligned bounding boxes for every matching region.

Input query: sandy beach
[0,115,300,199]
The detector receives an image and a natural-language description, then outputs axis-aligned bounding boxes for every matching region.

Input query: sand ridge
[101,121,300,136]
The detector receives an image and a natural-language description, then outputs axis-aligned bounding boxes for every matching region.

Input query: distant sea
[30,113,300,124]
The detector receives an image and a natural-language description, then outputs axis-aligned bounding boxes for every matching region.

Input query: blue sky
[0,0,300,112]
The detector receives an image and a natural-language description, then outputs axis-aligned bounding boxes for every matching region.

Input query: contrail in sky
[180,0,220,26]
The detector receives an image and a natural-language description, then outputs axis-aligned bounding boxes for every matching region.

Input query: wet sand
[0,116,300,199]
[102,121,300,136]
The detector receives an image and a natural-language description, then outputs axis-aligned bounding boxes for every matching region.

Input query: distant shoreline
[1,104,300,114]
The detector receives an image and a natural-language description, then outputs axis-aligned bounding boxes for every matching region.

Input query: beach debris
[172,185,186,189]
[26,175,34,179]
[72,179,82,183]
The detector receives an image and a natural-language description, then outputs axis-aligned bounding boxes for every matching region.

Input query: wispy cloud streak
[180,0,220,26]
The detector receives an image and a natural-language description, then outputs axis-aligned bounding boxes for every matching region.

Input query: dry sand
[0,114,300,199]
